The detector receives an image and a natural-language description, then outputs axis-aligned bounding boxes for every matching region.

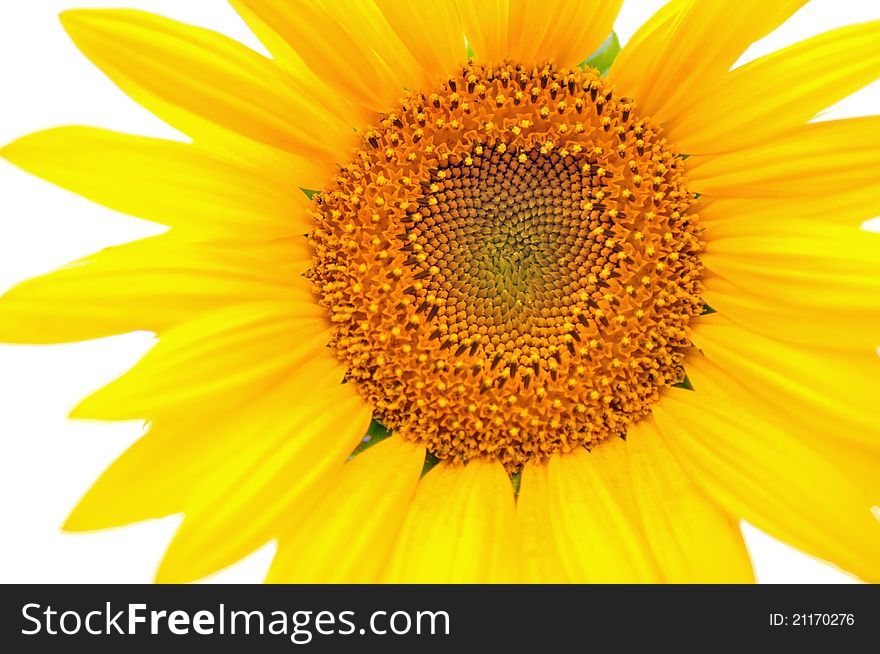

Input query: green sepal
[509,469,522,497]
[672,374,694,391]
[349,418,392,458]
[581,32,621,76]
[421,451,441,477]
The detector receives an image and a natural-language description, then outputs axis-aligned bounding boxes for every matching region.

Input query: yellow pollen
[309,61,703,470]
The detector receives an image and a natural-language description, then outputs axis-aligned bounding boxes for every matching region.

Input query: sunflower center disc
[309,61,704,469]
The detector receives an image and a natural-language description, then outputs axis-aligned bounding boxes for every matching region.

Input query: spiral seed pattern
[309,61,703,469]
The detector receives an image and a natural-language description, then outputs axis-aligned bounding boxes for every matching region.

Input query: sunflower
[2,0,879,584]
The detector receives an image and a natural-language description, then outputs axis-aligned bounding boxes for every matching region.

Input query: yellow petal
[691,314,880,451]
[461,0,622,67]
[655,356,880,582]
[383,459,518,583]
[544,443,662,583]
[1,126,316,236]
[687,117,880,197]
[699,196,880,234]
[203,234,314,274]
[227,0,365,127]
[516,460,569,582]
[609,0,807,126]
[510,0,623,67]
[0,236,296,343]
[64,354,347,532]
[626,419,754,583]
[693,328,880,504]
[374,1,466,81]
[681,335,880,501]
[231,1,422,114]
[704,222,880,314]
[267,437,426,583]
[667,21,880,155]
[699,217,880,351]
[155,368,371,583]
[60,9,355,160]
[457,0,506,61]
[71,301,329,420]
[64,419,192,530]
[702,274,880,354]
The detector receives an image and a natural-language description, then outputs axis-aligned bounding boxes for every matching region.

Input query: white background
[1,0,878,584]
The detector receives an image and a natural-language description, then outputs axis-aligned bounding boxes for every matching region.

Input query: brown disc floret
[309,61,703,470]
